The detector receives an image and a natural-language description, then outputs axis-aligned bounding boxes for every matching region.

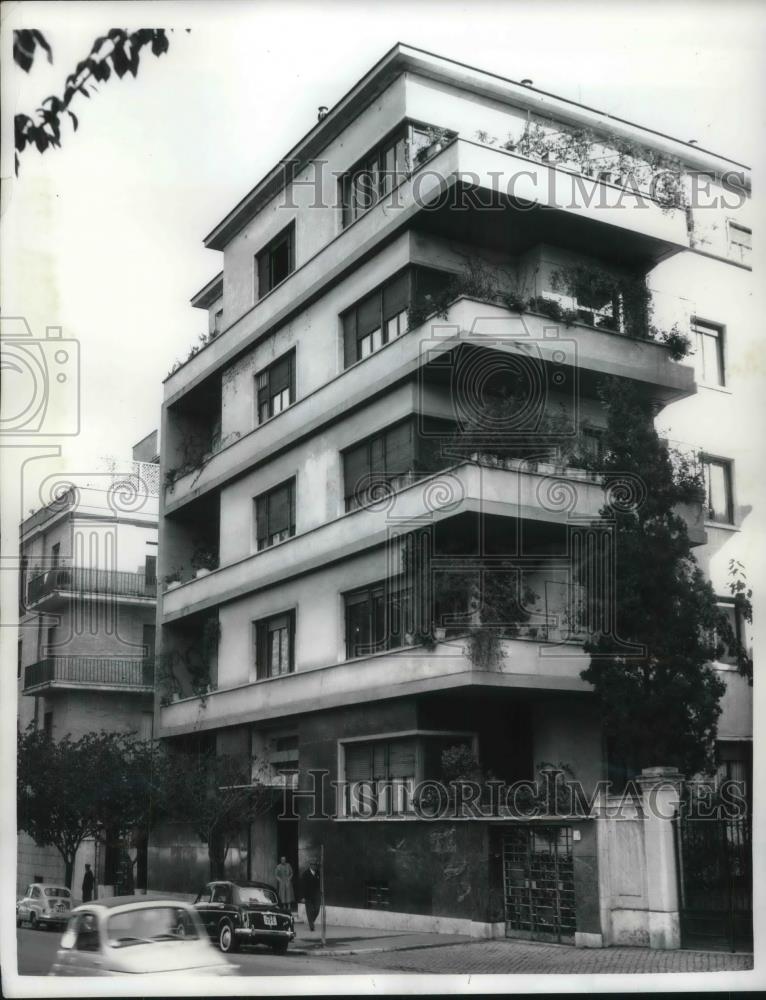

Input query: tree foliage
[13,28,173,174]
[580,378,749,779]
[160,749,275,880]
[17,727,161,888]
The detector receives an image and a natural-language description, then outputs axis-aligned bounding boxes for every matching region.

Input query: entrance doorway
[503,825,576,943]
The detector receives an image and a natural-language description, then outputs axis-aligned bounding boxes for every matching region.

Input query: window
[702,457,734,524]
[51,542,60,568]
[254,611,295,679]
[365,881,391,908]
[343,420,415,511]
[340,122,452,228]
[73,912,101,952]
[210,884,233,904]
[255,479,296,550]
[727,222,752,263]
[256,351,295,424]
[43,711,53,737]
[344,580,410,658]
[713,599,747,667]
[345,738,417,816]
[342,270,410,367]
[144,555,157,587]
[256,222,295,299]
[692,319,725,386]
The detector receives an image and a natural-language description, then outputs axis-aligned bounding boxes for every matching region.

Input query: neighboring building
[151,45,752,945]
[17,437,159,895]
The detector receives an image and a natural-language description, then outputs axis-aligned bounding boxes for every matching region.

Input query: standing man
[82,864,94,903]
[301,860,321,932]
[274,856,295,910]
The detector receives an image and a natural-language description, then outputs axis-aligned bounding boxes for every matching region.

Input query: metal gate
[502,825,576,943]
[676,815,752,952]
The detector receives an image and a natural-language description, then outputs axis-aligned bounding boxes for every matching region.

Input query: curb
[292,939,475,957]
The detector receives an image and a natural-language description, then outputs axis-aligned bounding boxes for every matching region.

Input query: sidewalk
[291,921,471,955]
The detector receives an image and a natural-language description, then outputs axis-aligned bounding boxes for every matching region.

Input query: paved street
[17,925,752,978]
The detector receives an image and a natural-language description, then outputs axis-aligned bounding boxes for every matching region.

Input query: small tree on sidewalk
[17,728,160,889]
[162,748,275,880]
[580,378,749,779]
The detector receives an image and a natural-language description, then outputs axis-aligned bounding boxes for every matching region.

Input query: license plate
[263,914,277,927]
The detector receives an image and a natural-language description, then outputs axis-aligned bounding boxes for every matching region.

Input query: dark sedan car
[194,880,295,954]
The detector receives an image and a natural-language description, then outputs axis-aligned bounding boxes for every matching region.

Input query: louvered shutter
[270,354,291,395]
[345,743,372,782]
[385,421,413,474]
[343,311,357,368]
[369,436,385,475]
[388,739,416,778]
[257,250,270,299]
[372,743,387,779]
[344,444,370,504]
[255,496,268,547]
[269,482,291,536]
[383,271,410,321]
[357,292,381,338]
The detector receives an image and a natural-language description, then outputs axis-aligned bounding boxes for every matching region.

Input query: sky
[1,0,765,509]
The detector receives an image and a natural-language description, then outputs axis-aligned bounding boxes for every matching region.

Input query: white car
[49,895,237,977]
[17,884,73,930]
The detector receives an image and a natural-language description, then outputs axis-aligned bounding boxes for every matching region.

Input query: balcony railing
[23,656,155,692]
[27,567,157,605]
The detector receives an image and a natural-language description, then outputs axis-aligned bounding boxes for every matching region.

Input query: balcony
[23,656,155,695]
[164,138,690,403]
[159,633,591,735]
[26,567,157,611]
[165,296,696,514]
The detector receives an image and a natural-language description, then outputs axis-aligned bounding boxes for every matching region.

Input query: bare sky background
[1,0,764,507]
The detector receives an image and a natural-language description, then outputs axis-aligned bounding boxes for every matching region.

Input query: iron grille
[503,825,576,943]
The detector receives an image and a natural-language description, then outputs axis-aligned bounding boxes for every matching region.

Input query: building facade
[150,46,752,944]
[17,436,159,895]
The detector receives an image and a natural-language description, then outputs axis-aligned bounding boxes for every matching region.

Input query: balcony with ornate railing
[23,656,155,694]
[26,567,157,609]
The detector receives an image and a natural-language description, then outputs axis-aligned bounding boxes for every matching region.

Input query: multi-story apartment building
[151,45,752,945]
[17,435,159,894]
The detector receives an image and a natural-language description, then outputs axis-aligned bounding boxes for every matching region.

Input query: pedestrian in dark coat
[301,861,321,931]
[82,864,94,903]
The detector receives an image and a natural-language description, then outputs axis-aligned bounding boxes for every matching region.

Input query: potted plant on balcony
[414,126,452,166]
[164,569,182,591]
[191,547,218,579]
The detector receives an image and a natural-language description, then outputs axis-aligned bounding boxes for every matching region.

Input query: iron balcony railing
[23,656,155,692]
[27,567,157,605]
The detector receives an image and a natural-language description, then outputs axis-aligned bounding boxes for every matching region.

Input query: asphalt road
[15,926,384,977]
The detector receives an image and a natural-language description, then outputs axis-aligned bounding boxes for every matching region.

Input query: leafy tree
[13,28,175,175]
[580,377,744,779]
[17,728,162,888]
[162,748,275,880]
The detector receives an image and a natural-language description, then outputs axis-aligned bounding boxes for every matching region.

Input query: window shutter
[372,743,387,779]
[369,436,385,475]
[343,312,357,368]
[388,739,416,778]
[344,444,370,501]
[269,482,291,535]
[255,496,268,546]
[345,743,372,782]
[357,292,382,338]
[385,421,414,474]
[270,354,292,394]
[257,251,270,300]
[383,271,409,321]
[255,622,267,679]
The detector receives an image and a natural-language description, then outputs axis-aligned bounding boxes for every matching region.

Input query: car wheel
[272,940,289,955]
[30,912,38,930]
[218,921,238,954]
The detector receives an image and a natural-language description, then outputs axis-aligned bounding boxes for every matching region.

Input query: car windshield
[44,888,70,898]
[106,906,201,947]
[236,886,278,906]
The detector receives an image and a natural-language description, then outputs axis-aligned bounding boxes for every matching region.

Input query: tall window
[255,479,296,550]
[340,122,444,228]
[344,580,410,658]
[43,711,53,737]
[51,542,60,568]
[692,319,725,386]
[342,270,409,367]
[702,457,733,524]
[256,351,295,424]
[344,738,417,817]
[343,421,415,511]
[727,222,752,264]
[256,222,295,299]
[255,611,295,679]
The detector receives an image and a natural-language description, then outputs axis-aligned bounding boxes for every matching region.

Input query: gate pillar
[636,766,684,949]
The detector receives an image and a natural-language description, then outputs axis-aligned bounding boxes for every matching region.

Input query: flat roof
[202,41,750,252]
